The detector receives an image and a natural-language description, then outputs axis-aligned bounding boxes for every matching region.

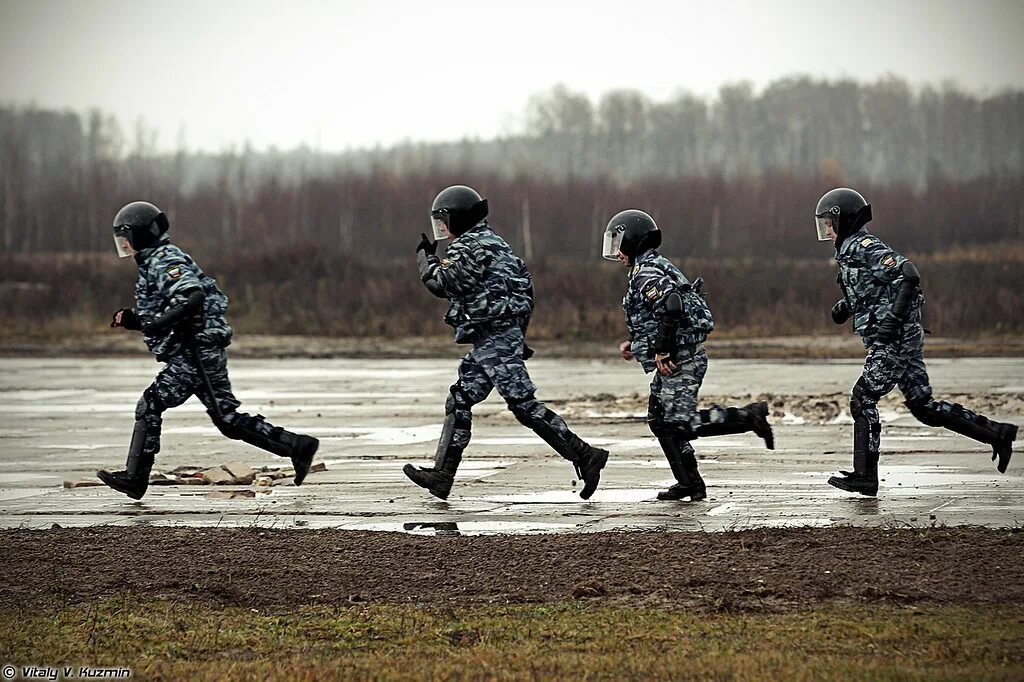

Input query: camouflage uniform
[837,228,1014,470]
[130,237,283,454]
[624,249,772,498]
[413,221,606,496]
[101,237,317,500]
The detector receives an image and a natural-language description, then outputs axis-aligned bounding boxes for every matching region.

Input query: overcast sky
[2,0,1022,152]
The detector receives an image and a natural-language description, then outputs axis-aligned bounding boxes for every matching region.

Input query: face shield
[112,226,134,258]
[430,209,450,241]
[815,207,839,242]
[602,224,625,260]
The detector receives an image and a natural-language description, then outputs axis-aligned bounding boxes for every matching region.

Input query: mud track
[3,527,1022,612]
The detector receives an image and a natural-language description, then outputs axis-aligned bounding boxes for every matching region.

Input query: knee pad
[649,418,694,440]
[905,390,943,427]
[135,386,164,421]
[446,384,474,415]
[903,385,932,410]
[507,395,543,425]
[851,380,879,421]
[211,409,244,439]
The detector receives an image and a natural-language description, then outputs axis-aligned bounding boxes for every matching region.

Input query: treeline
[1,75,1022,256]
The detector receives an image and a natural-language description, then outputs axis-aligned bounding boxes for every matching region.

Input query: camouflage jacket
[418,221,534,343]
[623,250,714,373]
[835,227,923,340]
[133,237,232,360]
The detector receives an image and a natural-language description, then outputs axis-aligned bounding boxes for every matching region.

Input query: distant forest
[1,75,1022,256]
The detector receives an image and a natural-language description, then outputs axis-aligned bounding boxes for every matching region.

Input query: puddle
[205,490,270,499]
[472,488,656,504]
[347,520,581,535]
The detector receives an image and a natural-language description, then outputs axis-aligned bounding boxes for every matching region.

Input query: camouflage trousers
[442,324,581,462]
[857,323,986,452]
[646,345,729,432]
[135,345,277,457]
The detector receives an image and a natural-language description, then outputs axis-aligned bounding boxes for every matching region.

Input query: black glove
[830,299,851,325]
[111,308,142,331]
[416,233,437,255]
[523,343,535,361]
[874,313,903,343]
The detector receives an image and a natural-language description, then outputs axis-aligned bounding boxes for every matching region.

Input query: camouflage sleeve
[152,251,202,302]
[632,266,676,311]
[859,238,907,284]
[423,239,483,296]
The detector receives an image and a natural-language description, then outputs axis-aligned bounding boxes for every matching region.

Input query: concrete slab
[0,356,1021,533]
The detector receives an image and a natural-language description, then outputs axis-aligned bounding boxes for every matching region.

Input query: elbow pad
[653,292,683,354]
[891,261,921,320]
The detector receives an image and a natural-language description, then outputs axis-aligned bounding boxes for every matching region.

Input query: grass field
[3,527,1024,680]
[3,600,1023,680]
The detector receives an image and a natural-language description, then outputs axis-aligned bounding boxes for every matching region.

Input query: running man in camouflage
[99,201,319,499]
[603,209,774,501]
[404,185,609,500]
[816,188,1017,496]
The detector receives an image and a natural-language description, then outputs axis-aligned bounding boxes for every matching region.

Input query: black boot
[221,414,320,485]
[574,443,610,500]
[680,443,707,501]
[284,432,320,486]
[909,402,1017,473]
[98,419,154,500]
[404,406,466,500]
[510,400,608,499]
[404,451,461,500]
[992,423,1017,474]
[656,438,704,501]
[829,418,878,496]
[693,401,774,450]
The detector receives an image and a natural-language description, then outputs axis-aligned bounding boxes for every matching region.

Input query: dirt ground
[3,526,1022,612]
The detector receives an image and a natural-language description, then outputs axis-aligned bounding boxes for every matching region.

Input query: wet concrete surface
[1,356,1021,533]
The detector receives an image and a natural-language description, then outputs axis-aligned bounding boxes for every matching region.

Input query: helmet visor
[814,215,834,242]
[112,227,133,258]
[602,225,625,260]
[430,211,449,241]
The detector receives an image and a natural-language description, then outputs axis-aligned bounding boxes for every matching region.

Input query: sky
[1,0,1022,153]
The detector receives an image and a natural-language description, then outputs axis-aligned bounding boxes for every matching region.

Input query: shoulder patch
[882,254,897,269]
[860,237,874,247]
[440,258,452,267]
[644,286,661,300]
[166,264,184,280]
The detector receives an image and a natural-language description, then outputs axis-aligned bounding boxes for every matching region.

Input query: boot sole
[996,424,1017,474]
[657,489,707,501]
[827,475,878,497]
[97,470,146,500]
[579,449,609,500]
[402,464,452,500]
[751,402,775,450]
[292,437,320,486]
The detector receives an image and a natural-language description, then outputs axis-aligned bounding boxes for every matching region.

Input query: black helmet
[603,209,661,263]
[111,201,169,256]
[814,188,871,246]
[430,185,489,239]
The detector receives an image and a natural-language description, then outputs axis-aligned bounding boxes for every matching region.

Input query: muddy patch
[1,526,1022,612]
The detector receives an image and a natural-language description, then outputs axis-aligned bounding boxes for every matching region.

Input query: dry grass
[1,599,1022,681]
[2,246,1022,343]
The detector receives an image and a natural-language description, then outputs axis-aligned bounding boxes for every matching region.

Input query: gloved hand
[111,308,142,331]
[830,299,851,325]
[416,233,437,255]
[523,343,535,361]
[874,313,903,343]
